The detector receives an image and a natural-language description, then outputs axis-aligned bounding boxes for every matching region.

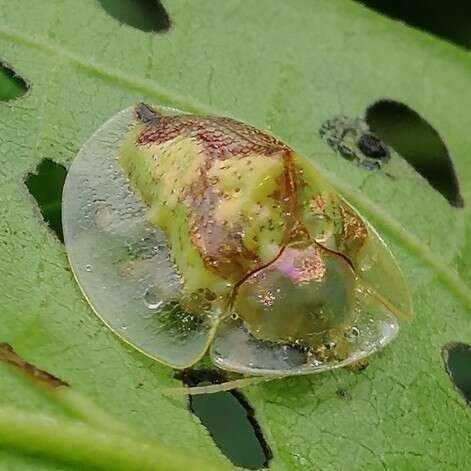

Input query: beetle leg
[346,358,369,373]
[166,375,279,396]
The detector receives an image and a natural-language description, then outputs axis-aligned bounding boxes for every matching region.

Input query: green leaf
[0,1,470,470]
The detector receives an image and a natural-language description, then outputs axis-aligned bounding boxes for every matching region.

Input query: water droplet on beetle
[144,287,164,310]
[345,326,360,342]
[309,357,322,367]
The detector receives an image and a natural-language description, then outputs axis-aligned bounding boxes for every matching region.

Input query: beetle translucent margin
[62,104,412,394]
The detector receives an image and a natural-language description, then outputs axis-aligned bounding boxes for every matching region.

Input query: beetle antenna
[135,103,159,124]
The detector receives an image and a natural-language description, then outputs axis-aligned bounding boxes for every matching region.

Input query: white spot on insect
[345,326,360,342]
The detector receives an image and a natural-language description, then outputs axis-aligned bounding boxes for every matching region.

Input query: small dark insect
[320,116,390,170]
[357,133,389,160]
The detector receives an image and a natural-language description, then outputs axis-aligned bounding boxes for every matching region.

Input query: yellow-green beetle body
[62,104,411,380]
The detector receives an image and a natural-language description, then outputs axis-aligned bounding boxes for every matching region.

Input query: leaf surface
[0,0,470,469]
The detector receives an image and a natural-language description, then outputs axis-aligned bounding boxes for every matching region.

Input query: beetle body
[62,104,411,381]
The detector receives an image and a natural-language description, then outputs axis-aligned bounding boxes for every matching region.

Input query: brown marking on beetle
[314,240,355,272]
[185,155,260,281]
[338,203,368,258]
[0,342,68,388]
[292,246,326,283]
[137,113,288,159]
[309,194,326,214]
[282,150,299,238]
[232,243,288,297]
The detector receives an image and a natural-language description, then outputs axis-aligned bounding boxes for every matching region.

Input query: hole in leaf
[442,342,471,405]
[98,0,171,33]
[176,369,272,469]
[25,159,67,242]
[366,100,463,207]
[356,0,471,51]
[0,62,27,101]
